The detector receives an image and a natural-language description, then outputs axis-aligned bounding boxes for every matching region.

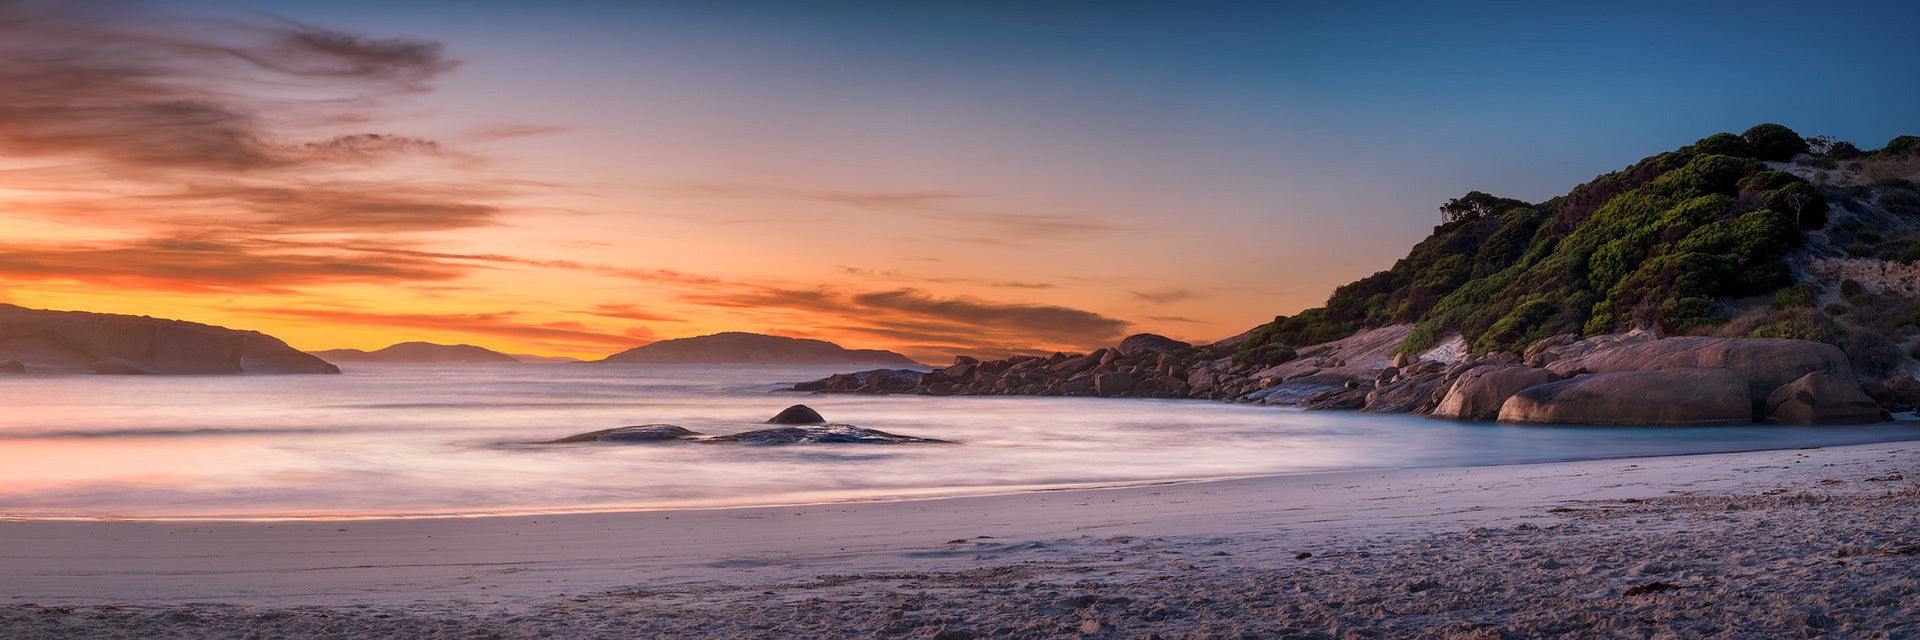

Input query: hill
[598,332,921,366]
[0,304,339,374]
[311,342,520,363]
[1229,124,1920,377]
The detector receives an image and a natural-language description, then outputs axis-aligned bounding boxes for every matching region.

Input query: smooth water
[4,363,1919,520]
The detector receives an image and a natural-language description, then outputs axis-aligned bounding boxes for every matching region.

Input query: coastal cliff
[0,304,338,374]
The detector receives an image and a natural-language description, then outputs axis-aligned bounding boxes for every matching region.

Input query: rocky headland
[597,332,920,366]
[0,304,338,375]
[801,126,1920,428]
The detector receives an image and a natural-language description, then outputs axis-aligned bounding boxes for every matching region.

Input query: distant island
[598,332,921,366]
[0,304,338,375]
[310,342,522,363]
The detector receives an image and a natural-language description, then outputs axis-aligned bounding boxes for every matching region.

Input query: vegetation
[1233,123,1839,358]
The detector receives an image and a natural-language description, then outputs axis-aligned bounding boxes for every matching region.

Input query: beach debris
[1295,552,1314,559]
[545,425,703,444]
[767,404,826,424]
[705,424,952,445]
[1622,581,1685,596]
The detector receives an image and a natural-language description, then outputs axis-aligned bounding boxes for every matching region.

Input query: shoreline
[3,442,1918,637]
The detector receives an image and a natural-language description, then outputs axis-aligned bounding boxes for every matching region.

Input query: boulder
[1094,372,1134,397]
[1546,337,1855,418]
[767,404,826,424]
[1885,375,1920,408]
[1431,365,1564,421]
[1497,369,1752,426]
[1363,372,1449,414]
[1523,333,1581,367]
[547,425,703,444]
[1390,352,1416,369]
[1117,334,1192,357]
[1764,372,1883,425]
[705,424,953,445]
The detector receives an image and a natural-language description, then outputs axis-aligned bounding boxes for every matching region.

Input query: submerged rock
[547,424,703,444]
[706,424,953,445]
[767,404,826,424]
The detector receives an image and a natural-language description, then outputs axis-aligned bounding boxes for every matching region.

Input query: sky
[0,0,1916,362]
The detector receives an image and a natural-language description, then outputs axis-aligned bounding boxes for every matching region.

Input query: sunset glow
[2,1,1915,361]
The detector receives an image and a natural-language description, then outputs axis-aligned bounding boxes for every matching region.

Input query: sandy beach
[3,442,1917,639]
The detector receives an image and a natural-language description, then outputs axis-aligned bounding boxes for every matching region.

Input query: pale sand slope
[3,443,1918,639]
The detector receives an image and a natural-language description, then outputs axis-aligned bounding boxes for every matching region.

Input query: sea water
[3,363,1918,520]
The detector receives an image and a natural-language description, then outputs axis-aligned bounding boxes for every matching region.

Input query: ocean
[4,363,1918,520]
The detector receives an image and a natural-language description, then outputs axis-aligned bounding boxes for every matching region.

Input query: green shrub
[1826,303,1850,316]
[1846,244,1876,257]
[1771,285,1816,309]
[1841,279,1865,297]
[1742,123,1810,161]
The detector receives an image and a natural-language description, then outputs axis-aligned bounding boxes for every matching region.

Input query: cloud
[840,266,1056,290]
[678,285,1129,358]
[583,303,683,323]
[0,1,457,175]
[656,182,1124,242]
[251,307,652,349]
[0,235,467,293]
[1129,288,1199,304]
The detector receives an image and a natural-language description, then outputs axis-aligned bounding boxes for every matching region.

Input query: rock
[1546,337,1856,419]
[1885,375,1920,407]
[1363,371,1449,414]
[1303,385,1369,410]
[1523,333,1581,367]
[1860,379,1893,406]
[1497,369,1752,426]
[940,363,976,381]
[1048,354,1096,375]
[1764,372,1883,425]
[1062,373,1094,395]
[767,404,826,424]
[705,424,952,445]
[1391,352,1415,369]
[1094,372,1134,396]
[1431,365,1564,421]
[546,425,702,444]
[0,358,22,373]
[1117,333,1192,357]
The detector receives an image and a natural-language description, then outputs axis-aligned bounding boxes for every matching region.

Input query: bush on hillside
[1742,123,1811,162]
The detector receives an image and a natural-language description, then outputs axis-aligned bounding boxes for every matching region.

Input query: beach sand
[3,443,1917,638]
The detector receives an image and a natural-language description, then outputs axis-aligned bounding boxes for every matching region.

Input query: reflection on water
[3,363,1918,520]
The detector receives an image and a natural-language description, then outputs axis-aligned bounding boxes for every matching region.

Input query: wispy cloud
[678,285,1128,359]
[1129,288,1199,305]
[251,307,653,349]
[840,266,1056,290]
[655,182,1124,243]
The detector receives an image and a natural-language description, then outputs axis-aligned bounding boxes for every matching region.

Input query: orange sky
[6,2,1910,362]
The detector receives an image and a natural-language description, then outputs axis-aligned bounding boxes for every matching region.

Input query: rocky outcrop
[1431,365,1564,421]
[1546,337,1855,418]
[1764,372,1884,425]
[1117,333,1192,357]
[1498,369,1753,426]
[705,424,953,445]
[598,332,920,366]
[547,425,704,443]
[310,342,519,363]
[0,304,338,375]
[767,404,826,424]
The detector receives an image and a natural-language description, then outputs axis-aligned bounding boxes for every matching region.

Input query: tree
[1439,191,1529,224]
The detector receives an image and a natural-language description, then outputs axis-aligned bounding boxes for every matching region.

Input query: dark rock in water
[546,424,703,443]
[706,424,952,445]
[767,404,826,424]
